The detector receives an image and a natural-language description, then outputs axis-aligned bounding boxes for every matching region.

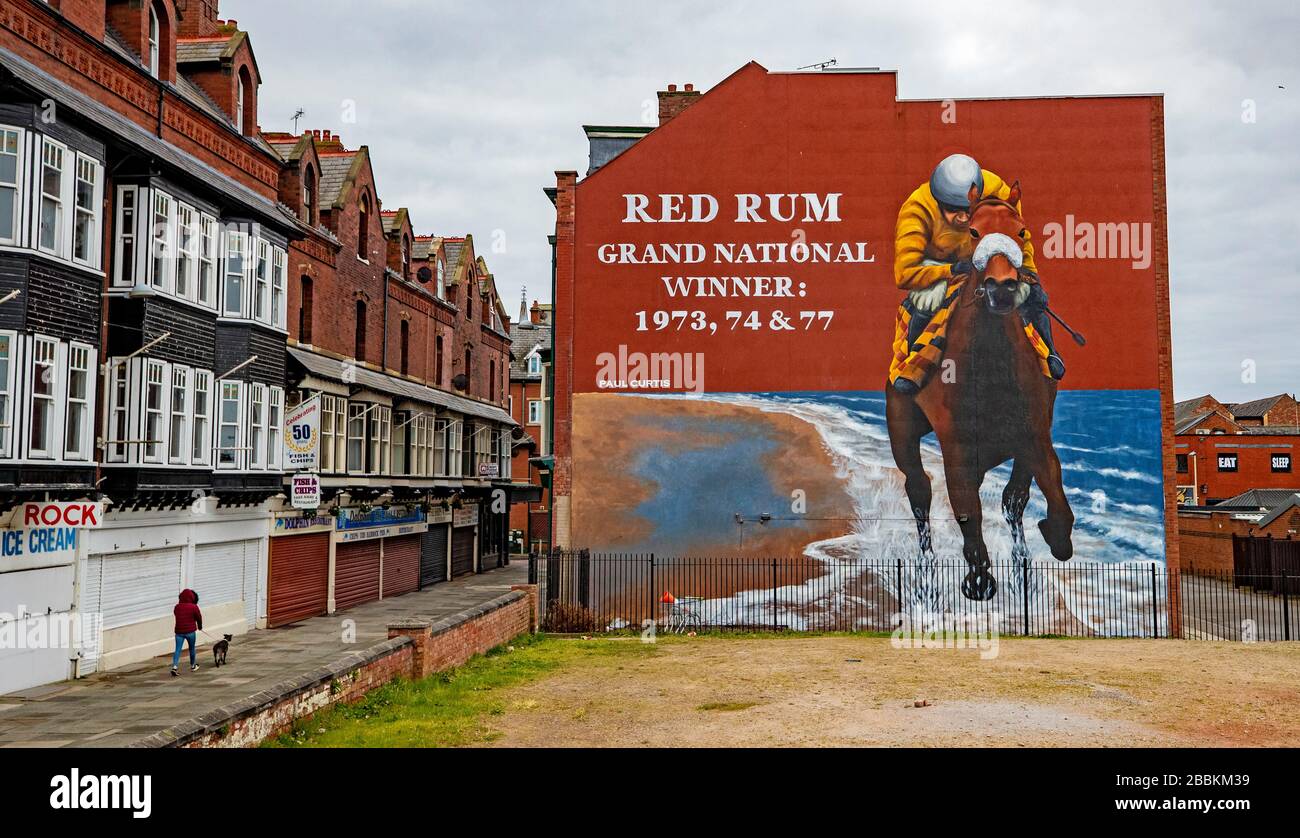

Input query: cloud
[237,0,1298,398]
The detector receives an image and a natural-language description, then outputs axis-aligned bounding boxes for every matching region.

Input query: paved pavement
[0,561,528,748]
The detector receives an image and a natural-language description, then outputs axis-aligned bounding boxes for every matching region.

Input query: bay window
[433,417,448,477]
[368,405,391,474]
[392,410,409,475]
[64,344,91,461]
[108,363,128,462]
[0,128,18,244]
[114,186,137,285]
[347,403,366,473]
[321,394,337,472]
[38,140,63,254]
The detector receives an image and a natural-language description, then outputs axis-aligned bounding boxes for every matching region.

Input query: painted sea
[572,389,1169,636]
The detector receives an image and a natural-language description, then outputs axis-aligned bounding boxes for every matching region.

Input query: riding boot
[892,309,934,395]
[1023,303,1065,380]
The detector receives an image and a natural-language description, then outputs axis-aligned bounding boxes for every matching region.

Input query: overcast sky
[237,0,1298,401]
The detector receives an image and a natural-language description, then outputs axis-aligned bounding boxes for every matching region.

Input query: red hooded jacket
[174,589,203,634]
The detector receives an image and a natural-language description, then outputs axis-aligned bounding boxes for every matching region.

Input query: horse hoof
[961,570,997,602]
[1038,518,1074,560]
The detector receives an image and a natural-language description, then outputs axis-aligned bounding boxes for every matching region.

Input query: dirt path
[485,636,1300,747]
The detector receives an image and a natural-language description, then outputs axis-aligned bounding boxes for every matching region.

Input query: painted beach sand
[571,390,1167,635]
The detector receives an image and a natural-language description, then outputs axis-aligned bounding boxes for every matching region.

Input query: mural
[563,66,1171,634]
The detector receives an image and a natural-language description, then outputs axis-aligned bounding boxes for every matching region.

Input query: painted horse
[886,182,1074,602]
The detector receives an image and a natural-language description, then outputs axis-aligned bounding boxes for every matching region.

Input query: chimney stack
[177,0,222,39]
[530,299,542,325]
[657,83,701,126]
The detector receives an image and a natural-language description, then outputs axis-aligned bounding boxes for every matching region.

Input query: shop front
[420,507,452,588]
[267,513,333,627]
[331,506,428,612]
[451,501,479,578]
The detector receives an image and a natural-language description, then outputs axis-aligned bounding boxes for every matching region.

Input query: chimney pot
[685,83,694,92]
[667,84,677,92]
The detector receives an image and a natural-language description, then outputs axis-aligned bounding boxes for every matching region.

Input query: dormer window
[527,352,541,375]
[436,258,445,299]
[357,193,370,259]
[401,234,410,277]
[148,5,161,79]
[235,75,246,133]
[302,163,316,224]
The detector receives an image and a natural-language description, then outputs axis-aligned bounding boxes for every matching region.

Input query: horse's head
[965,181,1029,316]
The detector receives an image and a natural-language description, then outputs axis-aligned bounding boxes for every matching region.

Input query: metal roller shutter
[451,527,475,578]
[381,536,419,598]
[78,556,103,673]
[193,541,250,611]
[267,534,330,627]
[335,541,381,611]
[98,548,184,630]
[420,525,449,588]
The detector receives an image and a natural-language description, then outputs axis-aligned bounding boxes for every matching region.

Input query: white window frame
[142,358,166,464]
[106,360,129,463]
[147,4,160,79]
[223,229,249,318]
[268,386,283,470]
[176,203,197,301]
[0,331,14,458]
[198,213,218,308]
[320,394,336,473]
[527,353,541,375]
[113,185,138,288]
[168,365,189,465]
[253,238,270,324]
[272,246,287,329]
[63,342,93,461]
[346,402,367,474]
[249,383,265,470]
[37,138,66,256]
[27,335,59,459]
[217,379,243,469]
[72,154,102,268]
[150,189,174,293]
[192,370,212,467]
[0,126,21,246]
[527,399,542,425]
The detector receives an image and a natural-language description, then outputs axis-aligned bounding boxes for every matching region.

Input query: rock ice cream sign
[2,502,103,573]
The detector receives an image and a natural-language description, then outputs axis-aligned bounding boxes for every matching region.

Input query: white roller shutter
[78,556,103,674]
[193,541,246,609]
[98,548,184,630]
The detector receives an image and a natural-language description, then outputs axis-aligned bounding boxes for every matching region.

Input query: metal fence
[530,550,1300,641]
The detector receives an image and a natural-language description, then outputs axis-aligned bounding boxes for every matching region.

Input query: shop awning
[288,347,515,425]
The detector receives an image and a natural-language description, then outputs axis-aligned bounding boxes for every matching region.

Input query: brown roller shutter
[268,534,329,627]
[381,535,419,598]
[451,527,475,578]
[335,541,381,611]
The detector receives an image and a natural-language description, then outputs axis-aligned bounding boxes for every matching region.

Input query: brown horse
[886,182,1074,602]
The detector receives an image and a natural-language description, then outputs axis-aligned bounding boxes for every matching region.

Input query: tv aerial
[797,57,837,71]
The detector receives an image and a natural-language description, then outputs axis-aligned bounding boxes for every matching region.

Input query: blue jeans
[171,632,197,669]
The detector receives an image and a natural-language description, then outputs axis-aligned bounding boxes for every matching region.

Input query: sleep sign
[1273,454,1292,473]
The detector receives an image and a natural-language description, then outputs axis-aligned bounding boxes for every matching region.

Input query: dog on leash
[212,634,233,667]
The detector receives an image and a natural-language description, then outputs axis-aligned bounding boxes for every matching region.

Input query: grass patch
[262,633,659,748]
[696,701,760,712]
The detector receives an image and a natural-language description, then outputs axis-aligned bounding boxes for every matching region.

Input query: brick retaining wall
[133,586,536,748]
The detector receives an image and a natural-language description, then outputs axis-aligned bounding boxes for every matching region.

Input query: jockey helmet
[930,154,983,212]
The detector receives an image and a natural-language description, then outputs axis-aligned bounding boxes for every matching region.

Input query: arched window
[489,359,496,402]
[463,347,472,392]
[357,193,370,259]
[299,276,313,342]
[465,272,473,320]
[399,320,410,375]
[435,335,444,387]
[148,4,161,78]
[302,163,316,224]
[235,67,253,134]
[354,300,367,361]
[401,234,410,278]
[436,258,445,299]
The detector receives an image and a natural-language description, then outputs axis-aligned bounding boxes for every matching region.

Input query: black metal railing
[529,550,1300,641]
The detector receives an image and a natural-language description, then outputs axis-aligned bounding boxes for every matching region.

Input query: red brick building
[508,298,552,553]
[1174,394,1299,505]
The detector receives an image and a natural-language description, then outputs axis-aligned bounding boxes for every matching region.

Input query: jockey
[892,153,1065,393]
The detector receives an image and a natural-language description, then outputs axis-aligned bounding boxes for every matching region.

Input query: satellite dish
[510,425,525,440]
[451,373,468,391]
[416,266,432,284]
